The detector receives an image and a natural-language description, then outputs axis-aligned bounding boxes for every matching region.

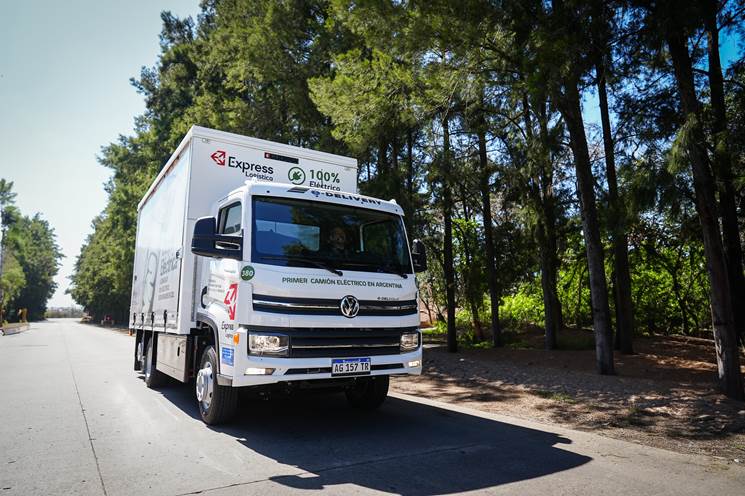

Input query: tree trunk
[704,0,745,350]
[378,137,388,178]
[576,263,584,330]
[556,83,615,375]
[406,129,415,234]
[539,232,558,349]
[391,134,401,201]
[538,102,564,334]
[477,115,502,347]
[596,58,635,354]
[458,189,484,342]
[666,27,744,399]
[670,269,689,335]
[442,113,457,353]
[523,94,560,349]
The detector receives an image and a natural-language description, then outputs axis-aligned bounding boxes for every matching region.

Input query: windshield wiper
[260,255,343,277]
[379,261,408,279]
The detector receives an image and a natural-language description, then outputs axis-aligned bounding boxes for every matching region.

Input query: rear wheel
[143,336,166,388]
[345,375,389,410]
[196,346,238,425]
[135,339,145,371]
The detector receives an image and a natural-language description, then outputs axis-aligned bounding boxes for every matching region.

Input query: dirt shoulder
[391,336,745,463]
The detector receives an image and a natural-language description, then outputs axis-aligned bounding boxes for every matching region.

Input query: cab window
[218,203,242,235]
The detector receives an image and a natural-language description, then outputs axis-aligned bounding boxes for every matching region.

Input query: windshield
[251,196,412,275]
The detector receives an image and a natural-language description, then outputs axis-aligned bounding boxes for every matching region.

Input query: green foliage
[499,284,545,329]
[66,0,744,353]
[310,48,416,152]
[8,215,62,320]
[0,179,17,207]
[0,180,62,321]
[0,252,25,309]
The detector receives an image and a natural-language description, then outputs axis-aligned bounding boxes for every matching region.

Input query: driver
[328,227,349,256]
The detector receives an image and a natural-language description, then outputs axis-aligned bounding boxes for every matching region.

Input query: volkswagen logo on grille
[340,295,360,318]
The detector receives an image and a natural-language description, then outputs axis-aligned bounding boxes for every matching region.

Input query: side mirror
[411,239,427,273]
[191,216,243,260]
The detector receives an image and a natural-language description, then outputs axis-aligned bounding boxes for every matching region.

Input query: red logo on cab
[223,283,238,320]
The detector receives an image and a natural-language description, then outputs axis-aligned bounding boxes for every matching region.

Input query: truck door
[204,198,244,324]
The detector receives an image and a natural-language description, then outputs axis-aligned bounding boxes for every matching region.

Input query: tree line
[69,0,745,399]
[0,180,62,322]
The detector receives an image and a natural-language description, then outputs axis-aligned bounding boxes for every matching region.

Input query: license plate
[331,357,371,376]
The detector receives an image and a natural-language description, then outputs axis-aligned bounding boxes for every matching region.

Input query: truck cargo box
[128,126,358,333]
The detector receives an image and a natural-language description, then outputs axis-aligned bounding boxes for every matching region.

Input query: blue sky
[0,2,742,308]
[0,1,199,306]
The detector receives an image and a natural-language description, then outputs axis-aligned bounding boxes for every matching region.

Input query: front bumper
[227,348,423,387]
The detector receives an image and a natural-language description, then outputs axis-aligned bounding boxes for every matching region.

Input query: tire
[345,375,389,410]
[135,339,145,372]
[196,346,238,425]
[143,336,167,389]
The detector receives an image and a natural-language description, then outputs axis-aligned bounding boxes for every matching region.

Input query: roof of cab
[244,182,404,216]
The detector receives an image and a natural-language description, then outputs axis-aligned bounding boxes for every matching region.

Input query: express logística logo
[211,150,274,179]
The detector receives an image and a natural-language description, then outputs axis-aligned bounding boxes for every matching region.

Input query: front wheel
[345,375,389,410]
[196,346,238,425]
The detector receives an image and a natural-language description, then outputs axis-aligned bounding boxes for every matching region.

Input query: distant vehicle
[129,126,426,425]
[81,314,92,323]
[100,315,114,326]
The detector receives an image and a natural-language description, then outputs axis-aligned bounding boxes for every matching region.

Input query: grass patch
[421,326,446,336]
[532,390,576,403]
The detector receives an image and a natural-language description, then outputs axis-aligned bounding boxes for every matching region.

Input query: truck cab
[187,183,426,421]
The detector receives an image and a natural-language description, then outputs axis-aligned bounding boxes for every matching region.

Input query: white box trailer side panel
[129,147,191,330]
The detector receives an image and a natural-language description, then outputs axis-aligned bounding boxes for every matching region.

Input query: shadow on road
[158,383,592,495]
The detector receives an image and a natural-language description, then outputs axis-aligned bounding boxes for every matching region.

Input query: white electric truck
[129,126,426,424]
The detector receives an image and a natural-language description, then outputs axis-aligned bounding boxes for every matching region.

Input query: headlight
[248,333,289,356]
[400,332,420,351]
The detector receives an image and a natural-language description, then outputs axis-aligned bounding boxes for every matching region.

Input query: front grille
[247,327,416,358]
[252,294,418,317]
[289,328,405,357]
[285,367,332,375]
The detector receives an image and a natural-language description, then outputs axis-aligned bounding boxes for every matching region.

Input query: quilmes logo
[211,150,274,177]
[211,150,226,166]
[288,167,306,185]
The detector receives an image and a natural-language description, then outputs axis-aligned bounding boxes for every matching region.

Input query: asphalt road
[1,319,743,496]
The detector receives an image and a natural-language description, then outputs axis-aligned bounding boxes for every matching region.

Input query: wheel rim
[196,361,214,411]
